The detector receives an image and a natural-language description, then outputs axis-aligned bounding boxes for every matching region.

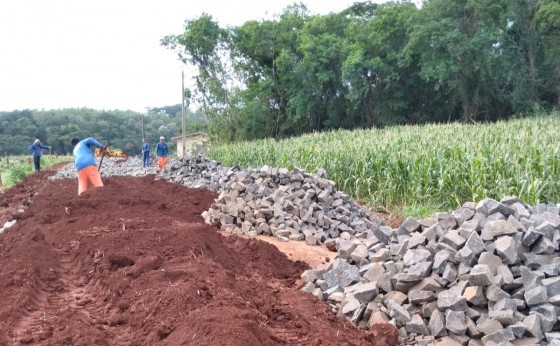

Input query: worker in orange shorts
[155,136,169,173]
[71,137,106,195]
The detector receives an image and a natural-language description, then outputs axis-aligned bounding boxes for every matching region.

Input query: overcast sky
[0,0,365,113]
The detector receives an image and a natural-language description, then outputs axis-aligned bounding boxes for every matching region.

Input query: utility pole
[181,70,186,158]
[141,111,145,142]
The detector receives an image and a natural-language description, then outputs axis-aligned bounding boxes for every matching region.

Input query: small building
[170,132,208,157]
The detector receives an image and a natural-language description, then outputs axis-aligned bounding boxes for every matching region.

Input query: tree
[535,0,560,107]
[0,108,184,156]
[162,13,237,140]
[406,0,512,122]
[343,2,430,126]
[158,0,559,142]
[147,105,182,118]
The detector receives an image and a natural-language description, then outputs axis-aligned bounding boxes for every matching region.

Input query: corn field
[209,115,560,210]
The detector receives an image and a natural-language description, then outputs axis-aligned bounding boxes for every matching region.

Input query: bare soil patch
[0,167,398,346]
[255,236,334,268]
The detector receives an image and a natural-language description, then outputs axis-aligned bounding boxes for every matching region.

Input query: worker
[142,138,150,168]
[155,136,169,173]
[28,138,51,172]
[71,137,105,195]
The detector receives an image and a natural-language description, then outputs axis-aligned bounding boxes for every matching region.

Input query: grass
[0,155,72,188]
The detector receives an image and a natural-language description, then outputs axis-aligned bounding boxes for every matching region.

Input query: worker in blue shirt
[28,138,51,172]
[71,137,105,195]
[142,138,150,168]
[155,136,169,172]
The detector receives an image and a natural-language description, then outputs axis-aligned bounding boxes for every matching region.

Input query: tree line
[0,107,207,156]
[2,0,558,152]
[162,0,560,141]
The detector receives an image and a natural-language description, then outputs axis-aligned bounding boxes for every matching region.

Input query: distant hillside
[0,107,207,155]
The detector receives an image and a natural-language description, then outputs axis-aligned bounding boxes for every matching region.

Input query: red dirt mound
[0,169,398,346]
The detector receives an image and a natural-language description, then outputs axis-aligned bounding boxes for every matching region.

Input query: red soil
[0,168,398,346]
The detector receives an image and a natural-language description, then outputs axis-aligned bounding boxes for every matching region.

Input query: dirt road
[0,168,398,346]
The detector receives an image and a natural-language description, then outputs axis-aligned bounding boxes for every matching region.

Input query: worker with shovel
[71,137,106,195]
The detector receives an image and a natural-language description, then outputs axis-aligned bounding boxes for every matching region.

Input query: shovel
[98,141,109,172]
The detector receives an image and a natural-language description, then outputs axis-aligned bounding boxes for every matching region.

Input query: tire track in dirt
[263,296,327,345]
[11,240,134,345]
[268,323,309,345]
[10,280,52,344]
[253,280,313,345]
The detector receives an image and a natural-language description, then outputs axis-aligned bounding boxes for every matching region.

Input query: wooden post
[181,70,186,158]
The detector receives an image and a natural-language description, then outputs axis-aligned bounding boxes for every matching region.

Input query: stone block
[351,281,379,304]
[481,220,518,241]
[387,301,411,326]
[481,328,515,345]
[437,291,467,311]
[428,309,447,337]
[494,236,518,264]
[405,313,430,336]
[524,286,548,307]
[478,252,503,274]
[408,289,436,305]
[523,314,544,340]
[445,310,467,335]
[468,264,494,286]
[476,318,503,335]
[463,286,487,307]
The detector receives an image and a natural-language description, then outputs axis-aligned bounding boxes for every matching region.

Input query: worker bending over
[71,137,105,195]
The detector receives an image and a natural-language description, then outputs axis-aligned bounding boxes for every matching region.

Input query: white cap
[34,139,40,144]
[160,136,164,140]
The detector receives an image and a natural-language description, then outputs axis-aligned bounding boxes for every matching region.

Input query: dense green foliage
[0,107,207,156]
[163,0,560,141]
[4,1,559,150]
[210,114,560,211]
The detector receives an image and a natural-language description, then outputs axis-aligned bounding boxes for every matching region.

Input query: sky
[0,0,364,113]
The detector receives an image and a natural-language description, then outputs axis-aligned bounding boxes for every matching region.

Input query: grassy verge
[0,155,72,188]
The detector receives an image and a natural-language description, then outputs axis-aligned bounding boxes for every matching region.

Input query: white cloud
[0,0,361,112]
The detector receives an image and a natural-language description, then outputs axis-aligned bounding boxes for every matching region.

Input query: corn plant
[209,114,560,212]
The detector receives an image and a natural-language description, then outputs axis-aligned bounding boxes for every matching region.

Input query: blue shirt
[142,143,150,154]
[73,138,104,171]
[155,142,169,157]
[29,143,50,157]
